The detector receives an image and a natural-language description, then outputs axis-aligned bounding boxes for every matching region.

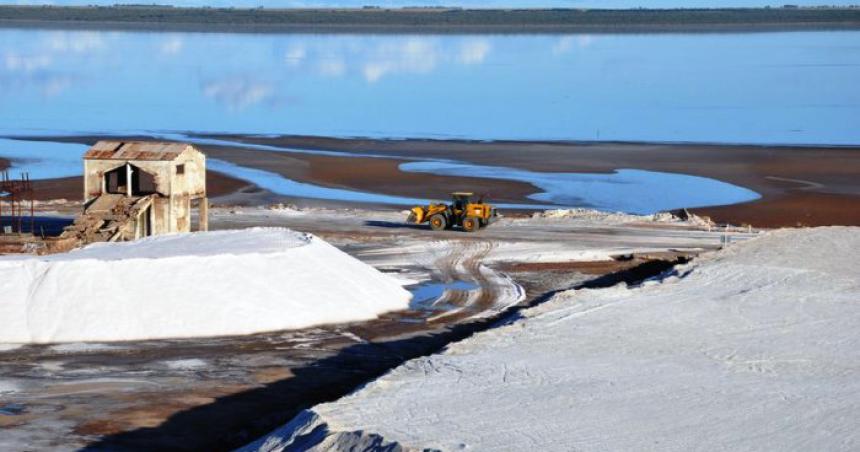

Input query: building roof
[84,141,197,161]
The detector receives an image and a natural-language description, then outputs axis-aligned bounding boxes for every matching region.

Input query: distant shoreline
[1,6,859,33]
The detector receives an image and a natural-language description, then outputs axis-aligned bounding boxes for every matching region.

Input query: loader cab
[451,192,474,214]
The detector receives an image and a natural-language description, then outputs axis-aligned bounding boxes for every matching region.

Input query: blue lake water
[400,161,759,213]
[1,29,858,144]
[208,158,436,205]
[1,27,856,212]
[0,138,86,180]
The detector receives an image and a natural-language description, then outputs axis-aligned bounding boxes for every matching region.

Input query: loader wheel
[463,217,479,232]
[429,214,447,231]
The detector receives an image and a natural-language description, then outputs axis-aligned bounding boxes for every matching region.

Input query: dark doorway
[132,166,157,195]
[135,205,153,238]
[104,165,127,195]
[104,164,158,196]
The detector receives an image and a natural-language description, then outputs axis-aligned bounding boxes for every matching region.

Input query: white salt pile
[0,228,411,343]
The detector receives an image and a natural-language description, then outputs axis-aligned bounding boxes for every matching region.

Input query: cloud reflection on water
[0,31,110,98]
[202,77,277,111]
[275,36,492,82]
[0,29,857,144]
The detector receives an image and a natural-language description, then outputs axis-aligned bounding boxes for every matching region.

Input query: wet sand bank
[201,144,540,205]
[207,134,860,227]
[9,134,860,227]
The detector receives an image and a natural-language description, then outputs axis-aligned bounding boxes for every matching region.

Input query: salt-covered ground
[0,207,754,450]
[0,227,410,343]
[246,227,860,451]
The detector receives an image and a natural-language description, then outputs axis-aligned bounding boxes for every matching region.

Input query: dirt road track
[425,240,525,324]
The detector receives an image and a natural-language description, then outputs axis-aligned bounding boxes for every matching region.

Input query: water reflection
[0,138,85,180]
[202,77,277,111]
[400,161,760,213]
[272,36,492,83]
[0,31,105,98]
[0,29,858,143]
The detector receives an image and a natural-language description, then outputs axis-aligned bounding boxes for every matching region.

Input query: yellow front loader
[407,192,498,232]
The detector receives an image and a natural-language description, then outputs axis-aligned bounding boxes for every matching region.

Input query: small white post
[126,163,132,197]
[199,197,209,232]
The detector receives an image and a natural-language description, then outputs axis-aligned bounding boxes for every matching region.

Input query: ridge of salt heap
[0,228,411,344]
[242,227,860,452]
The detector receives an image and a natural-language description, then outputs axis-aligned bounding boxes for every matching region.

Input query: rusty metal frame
[0,170,35,236]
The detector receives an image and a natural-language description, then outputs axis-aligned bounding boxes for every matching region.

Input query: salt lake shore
[0,206,754,450]
[245,226,860,451]
[0,5,857,451]
[12,134,860,228]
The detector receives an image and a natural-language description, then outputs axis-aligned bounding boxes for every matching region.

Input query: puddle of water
[208,158,433,206]
[400,161,760,214]
[0,216,73,236]
[409,280,480,310]
[208,158,560,209]
[0,403,25,416]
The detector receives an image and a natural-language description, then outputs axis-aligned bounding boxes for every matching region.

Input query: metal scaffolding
[0,170,34,235]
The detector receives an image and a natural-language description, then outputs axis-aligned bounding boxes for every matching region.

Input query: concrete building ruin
[0,140,209,255]
[57,141,209,248]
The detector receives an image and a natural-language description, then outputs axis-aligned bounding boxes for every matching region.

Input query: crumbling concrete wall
[82,146,207,235]
[167,150,207,233]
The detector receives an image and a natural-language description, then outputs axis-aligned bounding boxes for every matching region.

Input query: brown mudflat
[205,134,860,227]
[223,134,860,196]
[199,144,538,205]
[9,134,860,228]
[693,192,860,228]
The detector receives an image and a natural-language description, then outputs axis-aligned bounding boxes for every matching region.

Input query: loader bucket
[407,207,425,224]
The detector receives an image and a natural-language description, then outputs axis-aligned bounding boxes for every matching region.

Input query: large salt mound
[0,228,411,344]
[245,227,860,451]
